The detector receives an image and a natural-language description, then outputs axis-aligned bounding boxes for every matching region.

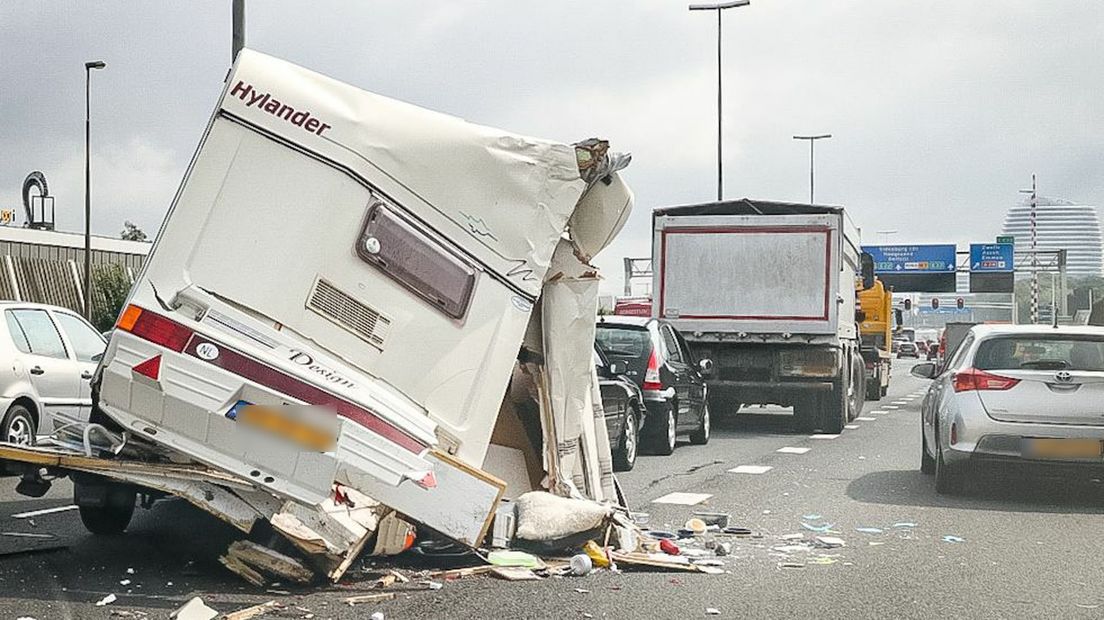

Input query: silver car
[912,324,1104,494]
[0,302,107,445]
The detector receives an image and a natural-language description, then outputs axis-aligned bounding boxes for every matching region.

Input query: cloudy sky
[2,1,1102,293]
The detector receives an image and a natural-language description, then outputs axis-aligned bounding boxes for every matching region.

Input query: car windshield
[973,336,1104,371]
[595,325,651,358]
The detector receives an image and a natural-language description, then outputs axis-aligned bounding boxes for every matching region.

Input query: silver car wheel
[6,416,32,445]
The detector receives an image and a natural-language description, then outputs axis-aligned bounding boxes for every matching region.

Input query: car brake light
[643,349,663,391]
[952,367,1020,393]
[117,305,194,352]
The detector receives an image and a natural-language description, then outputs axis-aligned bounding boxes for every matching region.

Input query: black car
[595,316,711,455]
[594,346,646,471]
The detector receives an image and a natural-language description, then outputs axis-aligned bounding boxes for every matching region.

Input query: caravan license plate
[1023,438,1103,460]
[227,401,337,452]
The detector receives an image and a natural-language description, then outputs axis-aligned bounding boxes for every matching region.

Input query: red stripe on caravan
[120,307,426,454]
[183,335,427,454]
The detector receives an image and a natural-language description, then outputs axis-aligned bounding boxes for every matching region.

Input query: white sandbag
[514,491,611,542]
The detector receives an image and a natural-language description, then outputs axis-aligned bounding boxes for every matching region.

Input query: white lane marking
[776,447,811,454]
[870,410,887,415]
[652,492,713,505]
[885,406,900,410]
[855,416,876,421]
[892,401,909,405]
[810,434,840,440]
[844,424,860,430]
[11,505,78,519]
[728,465,773,474]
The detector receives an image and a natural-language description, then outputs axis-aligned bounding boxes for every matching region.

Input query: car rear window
[973,336,1104,371]
[595,325,652,358]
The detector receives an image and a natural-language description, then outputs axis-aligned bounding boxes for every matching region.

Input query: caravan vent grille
[307,278,391,349]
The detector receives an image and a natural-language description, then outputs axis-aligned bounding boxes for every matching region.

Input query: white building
[1001,196,1103,278]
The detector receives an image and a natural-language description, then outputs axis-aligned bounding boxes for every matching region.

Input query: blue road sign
[969,243,1014,273]
[861,245,957,274]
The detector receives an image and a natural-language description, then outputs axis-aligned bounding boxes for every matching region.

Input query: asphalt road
[3,360,1104,619]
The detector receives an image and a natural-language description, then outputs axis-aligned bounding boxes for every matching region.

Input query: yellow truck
[856,278,898,401]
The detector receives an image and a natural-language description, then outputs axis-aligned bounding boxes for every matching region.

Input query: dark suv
[595,316,712,455]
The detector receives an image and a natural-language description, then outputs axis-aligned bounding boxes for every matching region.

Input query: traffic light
[956,297,965,310]
[931,298,940,310]
[903,298,912,311]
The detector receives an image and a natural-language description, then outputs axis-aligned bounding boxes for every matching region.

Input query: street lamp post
[793,133,831,204]
[875,229,898,245]
[84,60,106,321]
[689,0,750,202]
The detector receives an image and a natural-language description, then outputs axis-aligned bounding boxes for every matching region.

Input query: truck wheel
[792,397,817,433]
[613,408,639,471]
[689,403,710,445]
[821,376,848,434]
[76,483,136,535]
[865,367,882,402]
[848,355,865,421]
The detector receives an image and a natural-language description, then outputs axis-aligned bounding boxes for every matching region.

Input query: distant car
[891,339,904,353]
[916,341,929,355]
[897,341,919,358]
[594,346,646,471]
[914,325,1104,494]
[0,302,107,445]
[595,316,711,455]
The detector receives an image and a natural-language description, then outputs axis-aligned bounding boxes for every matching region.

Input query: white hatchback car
[0,302,107,445]
[913,324,1104,494]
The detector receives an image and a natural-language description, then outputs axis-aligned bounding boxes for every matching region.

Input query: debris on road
[169,597,218,620]
[942,535,965,544]
[95,594,117,607]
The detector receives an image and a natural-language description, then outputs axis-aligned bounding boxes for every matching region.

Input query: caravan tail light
[643,349,663,391]
[116,305,194,352]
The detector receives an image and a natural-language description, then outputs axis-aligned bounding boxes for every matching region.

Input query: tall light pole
[1020,175,1038,324]
[793,133,831,204]
[875,229,898,245]
[689,0,750,202]
[84,60,106,321]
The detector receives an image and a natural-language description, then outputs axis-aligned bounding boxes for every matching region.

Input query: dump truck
[856,277,898,401]
[2,50,635,581]
[652,199,874,433]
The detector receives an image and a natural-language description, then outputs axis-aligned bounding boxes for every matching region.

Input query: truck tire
[849,354,865,422]
[865,366,882,402]
[821,375,848,434]
[792,397,817,433]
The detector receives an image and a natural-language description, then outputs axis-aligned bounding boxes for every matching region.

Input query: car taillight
[116,305,194,352]
[952,367,1020,393]
[643,349,663,391]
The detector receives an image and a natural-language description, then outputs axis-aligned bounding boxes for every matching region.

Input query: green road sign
[996,235,1015,245]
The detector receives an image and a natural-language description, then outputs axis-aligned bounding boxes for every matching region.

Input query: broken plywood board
[224,540,313,584]
[223,600,280,620]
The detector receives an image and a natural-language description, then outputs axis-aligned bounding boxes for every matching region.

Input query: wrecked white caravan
[55,50,631,578]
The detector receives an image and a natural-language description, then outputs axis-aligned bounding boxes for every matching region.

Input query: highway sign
[969,243,1014,273]
[996,235,1015,245]
[862,245,957,273]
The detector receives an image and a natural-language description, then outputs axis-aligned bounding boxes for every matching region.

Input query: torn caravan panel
[94,49,632,550]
